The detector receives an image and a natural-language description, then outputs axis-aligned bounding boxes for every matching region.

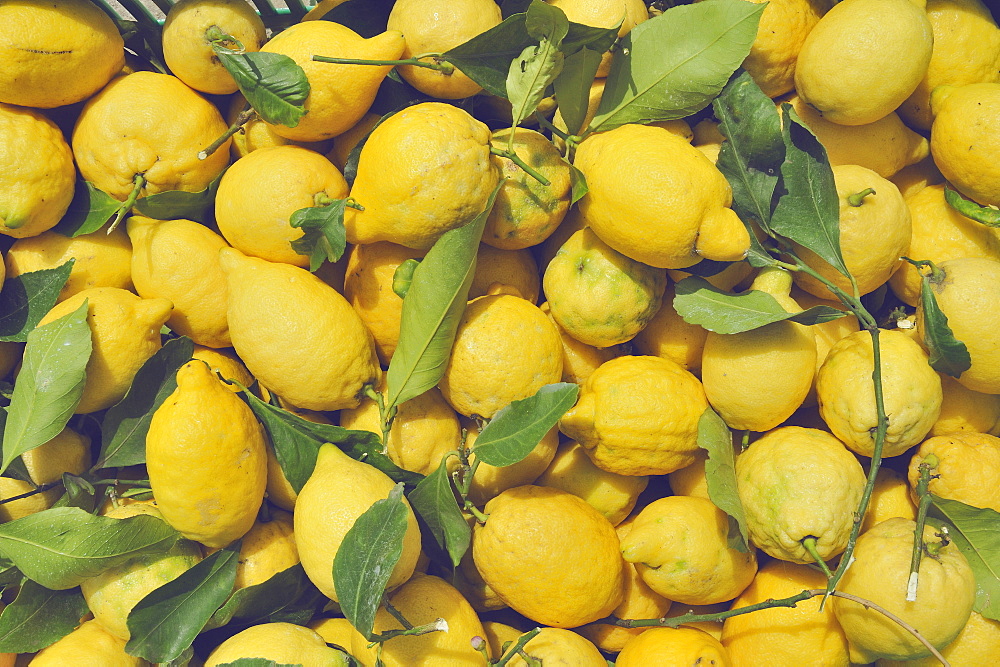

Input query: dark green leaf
[215,661,298,667]
[442,14,534,98]
[392,259,421,300]
[126,542,240,663]
[679,259,732,279]
[506,2,568,132]
[52,181,122,237]
[921,275,972,378]
[408,455,470,568]
[0,260,74,342]
[473,383,579,467]
[60,472,95,511]
[384,182,503,411]
[289,200,348,272]
[928,496,1000,620]
[552,48,603,136]
[944,186,1000,227]
[0,579,89,652]
[206,563,323,631]
[673,276,847,334]
[215,49,309,127]
[568,164,588,204]
[698,407,749,553]
[713,69,785,235]
[0,507,179,589]
[132,170,226,224]
[561,22,619,56]
[1,300,92,474]
[334,483,409,640]
[770,105,851,281]
[96,337,195,469]
[588,0,764,132]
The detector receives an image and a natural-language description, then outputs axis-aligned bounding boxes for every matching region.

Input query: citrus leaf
[52,180,122,237]
[125,542,240,663]
[698,407,749,553]
[588,0,764,132]
[0,507,179,590]
[132,170,226,224]
[384,181,503,412]
[206,563,324,631]
[568,164,588,204]
[1,300,92,475]
[96,336,195,470]
[473,383,579,467]
[673,276,847,334]
[771,104,851,282]
[0,579,89,653]
[680,259,733,279]
[442,14,534,97]
[408,454,470,568]
[506,1,568,132]
[943,186,1000,227]
[0,260,74,342]
[561,21,619,56]
[920,274,972,378]
[289,199,348,272]
[334,483,409,640]
[928,496,1000,620]
[215,661,298,667]
[713,69,785,235]
[552,47,603,136]
[214,49,309,128]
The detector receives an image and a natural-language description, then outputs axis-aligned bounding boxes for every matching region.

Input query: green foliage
[473,383,579,467]
[408,454,470,568]
[207,564,325,631]
[698,407,749,553]
[52,181,122,238]
[944,186,1000,227]
[132,170,226,224]
[920,272,972,378]
[506,1,568,134]
[442,14,535,98]
[552,48,603,135]
[0,261,74,342]
[214,49,309,127]
[289,199,349,272]
[929,496,1000,620]
[0,580,89,652]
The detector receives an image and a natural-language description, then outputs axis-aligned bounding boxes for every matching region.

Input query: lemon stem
[489,147,550,186]
[311,54,455,75]
[907,454,939,601]
[847,187,876,207]
[205,25,245,52]
[382,597,412,630]
[199,107,256,161]
[107,173,145,235]
[369,617,447,643]
[363,384,395,450]
[493,628,540,667]
[801,537,833,579]
[464,503,488,525]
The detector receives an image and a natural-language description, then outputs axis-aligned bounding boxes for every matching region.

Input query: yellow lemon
[545,0,649,77]
[507,628,606,666]
[227,92,332,159]
[631,282,711,374]
[481,621,524,660]
[889,154,945,199]
[616,626,733,666]
[878,610,1000,666]
[861,467,918,534]
[327,112,380,171]
[930,373,1000,435]
[205,622,351,666]
[464,419,560,507]
[0,477,60,522]
[233,509,299,591]
[190,345,254,391]
[308,617,362,654]
[541,302,624,384]
[28,619,147,667]
[930,82,1000,206]
[20,426,91,487]
[469,244,540,304]
[907,432,1000,511]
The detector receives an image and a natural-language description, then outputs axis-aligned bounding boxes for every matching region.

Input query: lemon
[327,112,380,171]
[72,72,231,202]
[38,287,173,414]
[620,495,757,605]
[790,287,860,407]
[918,256,1000,394]
[191,345,254,392]
[507,628,606,666]
[162,0,267,95]
[260,21,404,142]
[5,226,133,301]
[737,426,865,563]
[308,617,363,654]
[899,0,1000,130]
[387,0,502,99]
[575,123,749,269]
[295,443,422,602]
[668,449,712,500]
[455,527,508,613]
[205,622,351,666]
[931,373,1000,435]
[794,0,933,125]
[344,102,499,250]
[889,155,946,199]
[631,282,711,374]
[0,103,76,238]
[481,621,524,660]
[0,0,124,108]
[439,294,563,419]
[559,355,708,476]
[227,92,332,159]
[82,503,203,640]
[545,0,649,78]
[262,410,333,514]
[28,619,147,666]
[126,216,231,348]
[721,560,850,666]
[930,82,1000,206]
[702,268,818,431]
[879,610,1000,666]
[543,227,667,348]
[472,485,626,628]
[861,467,918,534]
[215,145,349,268]
[20,425,91,487]
[0,477,60,522]
[233,509,299,591]
[907,432,1000,511]
[464,418,559,507]
[219,247,380,411]
[616,626,733,666]
[831,518,976,662]
[541,302,623,384]
[469,244,540,304]
[817,329,942,457]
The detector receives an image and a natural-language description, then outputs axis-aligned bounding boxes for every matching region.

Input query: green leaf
[928,496,1000,621]
[561,22,619,56]
[0,260,74,342]
[568,164,589,204]
[96,336,195,470]
[408,454,470,568]
[0,507,179,590]
[588,0,764,133]
[672,276,847,334]
[0,579,89,653]
[125,542,240,663]
[334,483,409,640]
[215,661,299,667]
[392,259,421,300]
[552,48,603,136]
[1,300,92,475]
[384,182,503,412]
[131,170,226,224]
[206,563,323,631]
[698,407,749,553]
[52,180,122,237]
[239,389,419,492]
[442,14,534,98]
[944,186,1000,227]
[506,1,568,132]
[473,383,579,467]
[289,200,348,272]
[713,69,785,235]
[770,104,851,282]
[214,49,309,127]
[920,274,972,378]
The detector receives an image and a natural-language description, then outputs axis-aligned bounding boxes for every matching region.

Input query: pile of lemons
[1,0,1000,664]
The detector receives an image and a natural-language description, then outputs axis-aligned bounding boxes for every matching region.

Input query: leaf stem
[464,501,488,525]
[199,107,256,161]
[363,384,395,451]
[382,597,412,630]
[107,173,145,235]
[311,54,454,75]
[801,537,833,579]
[370,617,447,643]
[493,628,540,667]
[489,147,550,186]
[907,454,938,601]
